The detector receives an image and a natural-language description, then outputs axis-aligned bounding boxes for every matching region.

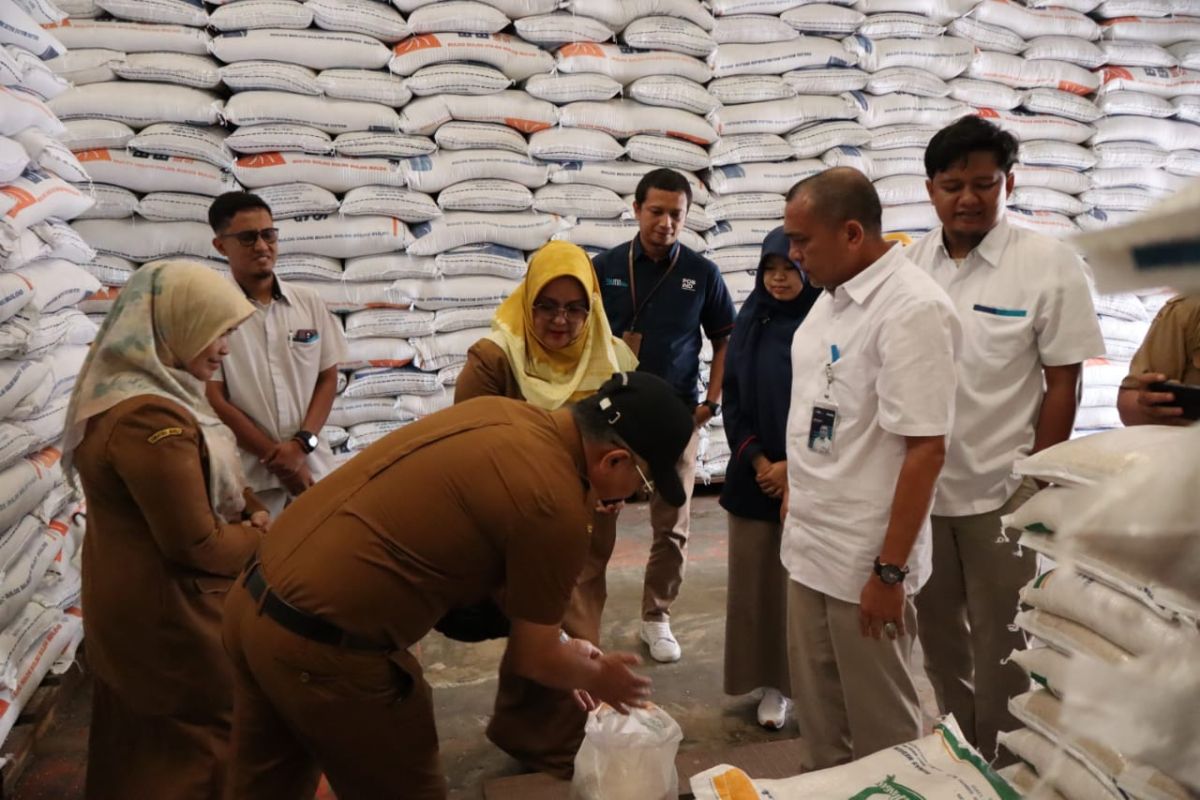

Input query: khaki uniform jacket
[1128,295,1200,385]
[72,396,261,717]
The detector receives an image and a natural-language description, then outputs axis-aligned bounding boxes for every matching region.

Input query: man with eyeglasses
[593,168,736,663]
[205,192,347,517]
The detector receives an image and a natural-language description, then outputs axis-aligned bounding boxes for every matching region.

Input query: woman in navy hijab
[719,226,820,730]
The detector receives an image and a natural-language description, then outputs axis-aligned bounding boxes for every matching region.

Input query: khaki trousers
[223,581,446,800]
[916,479,1039,764]
[724,515,790,697]
[786,581,922,770]
[642,429,700,621]
[486,511,618,777]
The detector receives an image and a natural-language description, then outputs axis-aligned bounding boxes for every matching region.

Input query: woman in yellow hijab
[65,260,265,800]
[453,240,636,779]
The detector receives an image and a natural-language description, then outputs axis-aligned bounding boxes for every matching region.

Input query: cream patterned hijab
[64,260,255,521]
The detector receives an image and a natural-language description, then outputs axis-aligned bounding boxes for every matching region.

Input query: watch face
[881,565,905,585]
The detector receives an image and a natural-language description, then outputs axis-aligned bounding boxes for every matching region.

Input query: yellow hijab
[64,260,255,520]
[487,240,637,410]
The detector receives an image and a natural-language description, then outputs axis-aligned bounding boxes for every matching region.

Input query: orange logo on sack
[0,186,35,219]
[74,148,113,162]
[1058,81,1091,96]
[236,152,286,168]
[666,130,710,146]
[1102,66,1133,83]
[558,42,605,58]
[506,118,552,133]
[976,108,1000,119]
[394,34,442,54]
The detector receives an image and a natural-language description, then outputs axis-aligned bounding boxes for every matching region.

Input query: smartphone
[1148,381,1200,421]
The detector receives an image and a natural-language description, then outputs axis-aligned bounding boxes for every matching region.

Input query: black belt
[243,563,388,652]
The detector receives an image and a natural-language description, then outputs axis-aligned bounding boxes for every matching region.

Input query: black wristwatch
[700,400,721,417]
[873,557,909,586]
[294,430,318,454]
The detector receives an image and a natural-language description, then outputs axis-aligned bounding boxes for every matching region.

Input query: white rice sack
[1100,16,1200,47]
[705,192,784,222]
[1015,426,1185,487]
[706,160,824,194]
[1012,165,1090,194]
[705,219,777,250]
[292,280,404,311]
[556,219,638,250]
[407,1,507,35]
[1023,37,1106,70]
[1098,65,1200,98]
[59,119,132,152]
[345,419,413,449]
[48,82,222,127]
[1092,116,1200,151]
[782,67,869,95]
[707,76,793,106]
[394,392,453,417]
[329,395,417,426]
[870,123,939,150]
[1169,42,1200,69]
[524,73,622,105]
[389,33,554,81]
[209,0,313,31]
[224,92,398,135]
[873,174,928,206]
[394,276,518,310]
[403,63,511,97]
[844,35,973,79]
[33,219,97,264]
[457,0,560,18]
[622,16,716,58]
[860,12,948,38]
[111,52,220,89]
[0,449,62,531]
[1008,646,1072,696]
[343,253,437,282]
[866,68,950,99]
[853,0,980,25]
[947,79,1024,110]
[547,159,656,193]
[1020,140,1096,170]
[335,132,434,159]
[341,186,439,222]
[627,76,719,115]
[435,306,497,333]
[136,192,214,223]
[713,14,798,43]
[532,184,627,219]
[514,13,615,47]
[10,0,66,24]
[711,38,854,79]
[1006,208,1078,239]
[1101,40,1177,68]
[1090,168,1188,195]
[8,50,69,102]
[0,230,51,272]
[437,179,533,212]
[948,16,1025,55]
[403,149,549,193]
[710,247,759,275]
[399,91,557,137]
[0,360,49,419]
[0,272,33,324]
[1010,186,1087,215]
[881,202,939,232]
[561,0,713,31]
[968,52,1100,95]
[1,170,92,231]
[1091,141,1166,169]
[787,119,871,157]
[407,212,567,256]
[218,61,321,95]
[94,0,207,25]
[210,29,390,70]
[46,19,207,55]
[717,94,856,136]
[528,128,625,162]
[411,328,490,370]
[978,108,1094,143]
[43,48,122,87]
[1021,89,1102,124]
[0,424,36,471]
[70,218,215,261]
[227,125,333,156]
[127,124,231,169]
[273,253,342,282]
[558,99,718,145]
[1078,187,1158,212]
[74,148,236,196]
[998,728,1123,800]
[709,133,793,166]
[1166,149,1200,176]
[1173,96,1200,124]
[846,91,968,129]
[972,0,1100,40]
[316,69,411,106]
[277,214,410,258]
[342,338,416,369]
[0,87,62,138]
[9,130,81,185]
[556,43,711,86]
[0,2,64,58]
[437,243,528,278]
[779,5,864,36]
[233,152,403,193]
[307,0,412,42]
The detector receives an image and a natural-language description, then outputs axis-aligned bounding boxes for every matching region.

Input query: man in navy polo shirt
[593,168,736,663]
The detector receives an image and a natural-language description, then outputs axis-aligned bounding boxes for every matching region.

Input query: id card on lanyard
[621,243,681,358]
[808,344,840,456]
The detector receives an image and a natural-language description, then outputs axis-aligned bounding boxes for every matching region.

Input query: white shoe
[640,620,682,663]
[756,688,792,730]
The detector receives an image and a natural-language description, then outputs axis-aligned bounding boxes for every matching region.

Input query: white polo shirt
[907,220,1104,517]
[782,244,960,604]
[215,276,347,494]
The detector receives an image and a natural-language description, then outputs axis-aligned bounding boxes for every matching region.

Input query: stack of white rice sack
[994,426,1200,800]
[0,0,95,748]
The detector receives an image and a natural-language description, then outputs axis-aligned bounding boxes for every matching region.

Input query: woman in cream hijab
[65,260,264,800]
[453,240,636,779]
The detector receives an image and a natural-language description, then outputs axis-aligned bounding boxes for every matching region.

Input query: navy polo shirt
[593,237,736,406]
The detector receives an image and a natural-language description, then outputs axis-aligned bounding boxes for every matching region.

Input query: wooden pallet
[0,652,87,799]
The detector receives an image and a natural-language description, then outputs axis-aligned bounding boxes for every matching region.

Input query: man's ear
[601,448,632,471]
[212,236,227,258]
[1004,171,1015,196]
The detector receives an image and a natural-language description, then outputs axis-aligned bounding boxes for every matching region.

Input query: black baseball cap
[587,371,695,507]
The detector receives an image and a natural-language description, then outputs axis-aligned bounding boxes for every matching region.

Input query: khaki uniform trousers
[642,429,700,621]
[916,478,1039,763]
[223,581,446,800]
[723,515,790,697]
[487,511,618,777]
[786,580,922,770]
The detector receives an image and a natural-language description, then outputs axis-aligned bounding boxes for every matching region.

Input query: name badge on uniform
[621,330,642,357]
[808,401,838,455]
[292,329,318,343]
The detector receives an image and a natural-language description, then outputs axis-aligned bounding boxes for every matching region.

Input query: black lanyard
[627,242,681,332]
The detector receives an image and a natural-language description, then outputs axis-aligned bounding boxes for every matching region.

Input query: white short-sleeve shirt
[782,244,961,603]
[907,220,1104,517]
[214,276,348,493]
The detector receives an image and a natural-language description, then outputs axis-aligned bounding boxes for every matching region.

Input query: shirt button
[299,672,311,683]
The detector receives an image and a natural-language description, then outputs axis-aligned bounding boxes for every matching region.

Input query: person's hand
[592,652,652,715]
[281,463,314,497]
[567,637,604,711]
[243,510,270,533]
[1128,372,1187,423]
[755,461,788,499]
[859,577,906,640]
[693,403,714,427]
[596,499,625,515]
[263,439,308,479]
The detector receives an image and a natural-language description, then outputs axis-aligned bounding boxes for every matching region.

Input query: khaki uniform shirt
[454,339,522,403]
[259,397,592,648]
[1127,295,1200,385]
[214,276,347,493]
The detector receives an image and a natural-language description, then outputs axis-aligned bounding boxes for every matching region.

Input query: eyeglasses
[635,463,655,496]
[531,301,589,324]
[220,227,279,247]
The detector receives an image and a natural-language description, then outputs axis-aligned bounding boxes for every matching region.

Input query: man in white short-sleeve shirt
[205,192,348,517]
[781,168,961,769]
[906,117,1104,763]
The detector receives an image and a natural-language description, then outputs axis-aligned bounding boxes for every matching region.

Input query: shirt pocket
[970,305,1032,361]
[287,331,324,374]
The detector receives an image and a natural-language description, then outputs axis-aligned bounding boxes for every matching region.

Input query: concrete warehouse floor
[12,492,938,799]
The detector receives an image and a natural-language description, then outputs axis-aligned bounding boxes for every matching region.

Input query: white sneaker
[756,688,792,731]
[640,620,682,663]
